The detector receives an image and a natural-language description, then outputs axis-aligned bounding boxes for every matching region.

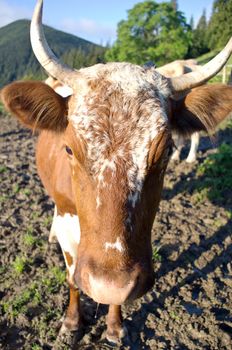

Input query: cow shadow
[0,322,30,350]
[122,222,232,349]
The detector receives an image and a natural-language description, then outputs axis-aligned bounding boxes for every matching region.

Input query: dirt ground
[0,113,232,350]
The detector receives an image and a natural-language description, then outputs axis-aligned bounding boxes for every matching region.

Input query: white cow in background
[156,59,201,162]
[171,132,200,163]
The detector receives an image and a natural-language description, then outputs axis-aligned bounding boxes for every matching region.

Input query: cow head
[1,0,232,305]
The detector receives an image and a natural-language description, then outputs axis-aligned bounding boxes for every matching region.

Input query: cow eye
[65,146,73,156]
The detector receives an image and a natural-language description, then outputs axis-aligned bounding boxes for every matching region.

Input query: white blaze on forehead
[51,212,81,259]
[69,62,170,207]
[105,237,124,253]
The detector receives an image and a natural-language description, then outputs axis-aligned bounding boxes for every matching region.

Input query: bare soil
[0,114,232,350]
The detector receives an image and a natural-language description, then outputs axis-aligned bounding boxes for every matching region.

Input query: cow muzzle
[75,262,155,305]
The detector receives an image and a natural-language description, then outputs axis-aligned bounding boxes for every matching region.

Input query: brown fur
[171,84,232,136]
[0,81,69,132]
[36,130,76,215]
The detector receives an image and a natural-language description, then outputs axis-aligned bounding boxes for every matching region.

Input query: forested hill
[0,20,105,87]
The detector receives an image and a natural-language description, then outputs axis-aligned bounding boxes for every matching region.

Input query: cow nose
[75,263,154,305]
[87,274,136,305]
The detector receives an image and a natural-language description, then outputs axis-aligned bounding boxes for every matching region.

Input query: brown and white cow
[157,59,202,162]
[1,0,232,343]
[155,58,199,77]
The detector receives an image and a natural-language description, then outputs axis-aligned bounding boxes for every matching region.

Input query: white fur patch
[68,263,76,279]
[51,212,81,259]
[54,85,73,98]
[105,237,124,253]
[96,196,101,209]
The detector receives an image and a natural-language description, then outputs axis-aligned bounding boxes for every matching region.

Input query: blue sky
[0,0,214,44]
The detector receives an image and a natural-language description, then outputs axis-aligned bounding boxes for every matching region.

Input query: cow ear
[0,81,69,132]
[170,84,232,136]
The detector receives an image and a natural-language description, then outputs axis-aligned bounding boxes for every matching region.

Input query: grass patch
[2,266,65,321]
[169,311,180,320]
[2,282,41,318]
[31,344,43,350]
[218,115,232,131]
[43,215,53,227]
[30,211,40,220]
[0,102,7,115]
[24,232,38,247]
[23,226,43,247]
[21,188,31,196]
[0,265,7,276]
[12,256,31,275]
[42,267,66,293]
[12,184,20,194]
[225,117,232,130]
[197,49,220,65]
[0,194,8,203]
[152,246,162,262]
[192,188,209,204]
[197,49,232,84]
[0,166,7,174]
[195,143,232,203]
[31,309,62,341]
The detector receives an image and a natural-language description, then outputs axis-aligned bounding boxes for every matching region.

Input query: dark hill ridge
[0,19,104,87]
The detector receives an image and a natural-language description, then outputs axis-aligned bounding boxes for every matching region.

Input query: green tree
[171,0,178,11]
[189,15,194,30]
[188,9,209,57]
[63,46,106,70]
[207,0,232,49]
[105,1,191,66]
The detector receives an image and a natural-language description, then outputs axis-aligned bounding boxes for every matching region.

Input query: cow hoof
[186,157,196,163]
[171,155,180,162]
[53,328,83,350]
[106,325,127,344]
[60,317,81,334]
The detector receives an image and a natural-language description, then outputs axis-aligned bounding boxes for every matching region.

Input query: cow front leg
[171,134,184,161]
[186,132,200,163]
[60,285,81,333]
[106,305,126,343]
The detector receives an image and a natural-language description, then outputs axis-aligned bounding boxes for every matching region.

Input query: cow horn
[169,37,232,92]
[30,0,77,86]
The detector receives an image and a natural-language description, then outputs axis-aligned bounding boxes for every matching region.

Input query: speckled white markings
[68,63,170,210]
